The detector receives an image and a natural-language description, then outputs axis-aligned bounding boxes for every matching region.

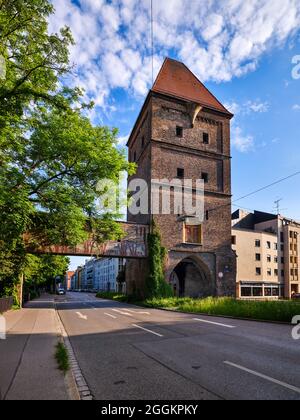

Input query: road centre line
[224,361,300,395]
[193,318,235,329]
[132,324,163,337]
[112,309,133,317]
[126,309,151,315]
[104,313,117,319]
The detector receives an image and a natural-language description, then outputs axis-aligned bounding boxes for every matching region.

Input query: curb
[54,302,94,401]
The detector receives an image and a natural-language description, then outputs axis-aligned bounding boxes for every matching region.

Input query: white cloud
[49,0,300,112]
[118,134,129,147]
[232,126,254,153]
[292,104,300,110]
[225,100,270,116]
[224,102,241,115]
[246,101,270,113]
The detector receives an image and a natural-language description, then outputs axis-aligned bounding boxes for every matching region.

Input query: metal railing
[0,297,14,313]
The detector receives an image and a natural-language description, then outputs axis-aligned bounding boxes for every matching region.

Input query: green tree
[24,254,70,298]
[0,0,135,300]
[0,0,77,144]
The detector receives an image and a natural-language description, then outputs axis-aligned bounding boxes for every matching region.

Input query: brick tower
[127,58,236,298]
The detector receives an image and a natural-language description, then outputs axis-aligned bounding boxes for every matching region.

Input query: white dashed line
[193,318,235,329]
[132,324,163,337]
[104,313,117,319]
[126,309,150,315]
[112,309,133,317]
[224,361,300,395]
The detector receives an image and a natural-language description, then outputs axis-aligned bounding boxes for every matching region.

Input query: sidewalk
[0,295,70,400]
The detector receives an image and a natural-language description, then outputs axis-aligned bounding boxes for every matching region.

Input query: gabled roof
[152,58,232,116]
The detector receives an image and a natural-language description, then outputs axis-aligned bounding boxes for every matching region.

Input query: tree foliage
[24,254,70,293]
[0,0,135,297]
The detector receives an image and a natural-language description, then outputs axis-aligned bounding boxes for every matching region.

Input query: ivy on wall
[146,222,173,299]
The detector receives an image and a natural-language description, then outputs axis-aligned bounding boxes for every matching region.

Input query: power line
[232,171,300,204]
[208,170,300,216]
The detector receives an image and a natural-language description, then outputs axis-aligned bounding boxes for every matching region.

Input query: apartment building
[71,258,125,292]
[94,258,125,292]
[232,209,300,299]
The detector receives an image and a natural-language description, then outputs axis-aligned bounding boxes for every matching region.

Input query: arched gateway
[170,256,215,298]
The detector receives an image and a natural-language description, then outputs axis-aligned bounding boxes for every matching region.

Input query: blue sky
[48,1,300,270]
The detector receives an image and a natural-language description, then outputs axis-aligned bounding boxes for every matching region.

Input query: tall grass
[144,297,300,323]
[55,342,69,374]
[96,292,300,323]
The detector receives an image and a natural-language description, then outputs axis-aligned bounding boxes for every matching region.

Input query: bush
[143,297,300,323]
[55,342,69,374]
[96,291,129,302]
[146,222,173,299]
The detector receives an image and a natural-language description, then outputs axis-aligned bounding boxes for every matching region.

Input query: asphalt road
[56,292,300,401]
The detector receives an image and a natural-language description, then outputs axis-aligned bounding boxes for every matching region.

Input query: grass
[96,291,133,302]
[55,342,69,374]
[96,293,300,323]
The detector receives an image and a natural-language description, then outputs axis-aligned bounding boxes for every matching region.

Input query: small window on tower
[177,168,184,179]
[201,172,209,183]
[142,136,145,147]
[184,224,202,244]
[176,126,183,138]
[203,132,209,144]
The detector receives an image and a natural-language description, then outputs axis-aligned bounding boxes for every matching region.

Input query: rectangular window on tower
[177,168,184,179]
[184,224,202,244]
[201,172,209,184]
[176,126,183,138]
[203,132,209,144]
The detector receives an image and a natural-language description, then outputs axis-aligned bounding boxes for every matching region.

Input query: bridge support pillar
[126,259,149,300]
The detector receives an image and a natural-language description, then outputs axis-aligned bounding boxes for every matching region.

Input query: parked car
[57,288,66,296]
[292,293,300,300]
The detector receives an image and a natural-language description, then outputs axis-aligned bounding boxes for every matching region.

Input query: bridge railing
[0,297,14,313]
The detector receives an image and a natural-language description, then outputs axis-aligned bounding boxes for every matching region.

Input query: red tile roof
[152,58,232,116]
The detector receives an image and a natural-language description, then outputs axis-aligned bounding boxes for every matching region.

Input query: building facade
[65,271,75,291]
[71,266,84,290]
[127,58,236,298]
[94,258,125,292]
[71,258,125,292]
[232,209,300,299]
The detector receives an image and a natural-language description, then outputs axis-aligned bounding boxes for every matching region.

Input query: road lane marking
[76,312,88,320]
[132,324,163,337]
[193,318,235,329]
[126,309,150,315]
[112,309,133,317]
[104,313,117,319]
[224,362,300,395]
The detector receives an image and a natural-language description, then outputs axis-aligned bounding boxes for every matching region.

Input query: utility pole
[274,198,283,215]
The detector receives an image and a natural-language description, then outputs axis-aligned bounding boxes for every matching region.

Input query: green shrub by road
[55,342,69,374]
[96,293,300,323]
[96,292,130,302]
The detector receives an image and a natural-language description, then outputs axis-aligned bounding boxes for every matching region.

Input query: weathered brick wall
[126,92,236,297]
[127,100,152,226]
